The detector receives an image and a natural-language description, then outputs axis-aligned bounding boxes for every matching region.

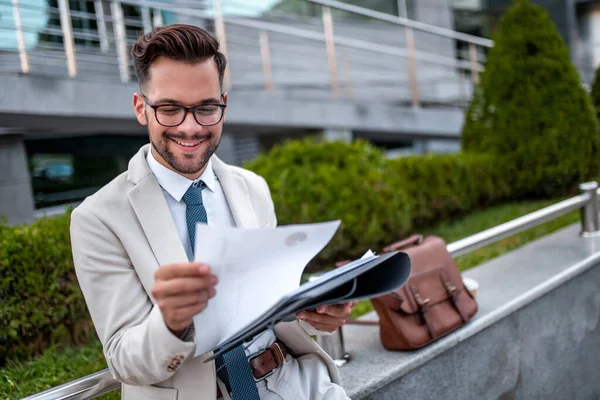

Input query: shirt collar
[146,148,217,202]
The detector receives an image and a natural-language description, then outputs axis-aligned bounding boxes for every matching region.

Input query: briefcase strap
[441,272,471,323]
[382,234,424,252]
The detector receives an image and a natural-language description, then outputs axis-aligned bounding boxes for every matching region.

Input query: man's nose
[179,110,204,133]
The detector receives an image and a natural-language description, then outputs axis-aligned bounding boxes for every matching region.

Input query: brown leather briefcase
[371,234,478,350]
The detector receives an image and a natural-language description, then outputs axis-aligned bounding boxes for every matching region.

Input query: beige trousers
[258,354,350,400]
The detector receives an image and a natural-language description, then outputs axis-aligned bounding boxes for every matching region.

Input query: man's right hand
[152,262,218,336]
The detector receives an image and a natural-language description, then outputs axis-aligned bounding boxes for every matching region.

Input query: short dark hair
[131,24,227,90]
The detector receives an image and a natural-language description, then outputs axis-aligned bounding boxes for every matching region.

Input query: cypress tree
[591,67,600,121]
[462,0,600,197]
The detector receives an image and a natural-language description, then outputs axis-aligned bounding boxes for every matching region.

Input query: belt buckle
[248,348,278,382]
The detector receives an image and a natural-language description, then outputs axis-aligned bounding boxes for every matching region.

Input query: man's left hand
[296,301,357,333]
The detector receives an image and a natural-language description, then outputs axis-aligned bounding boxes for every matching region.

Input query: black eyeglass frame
[140,93,227,127]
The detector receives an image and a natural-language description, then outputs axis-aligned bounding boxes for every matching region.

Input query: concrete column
[215,133,261,166]
[232,135,261,166]
[215,132,237,165]
[577,3,600,82]
[411,0,455,56]
[95,0,114,50]
[323,127,353,143]
[0,135,35,224]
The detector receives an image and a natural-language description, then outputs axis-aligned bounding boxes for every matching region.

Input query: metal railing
[2,0,492,107]
[21,181,600,400]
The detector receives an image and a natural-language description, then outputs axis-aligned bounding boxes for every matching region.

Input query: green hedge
[245,138,511,267]
[0,213,95,366]
[385,152,512,229]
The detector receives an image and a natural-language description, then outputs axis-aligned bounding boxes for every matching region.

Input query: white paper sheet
[192,220,341,356]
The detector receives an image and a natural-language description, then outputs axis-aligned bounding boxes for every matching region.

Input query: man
[70,24,353,400]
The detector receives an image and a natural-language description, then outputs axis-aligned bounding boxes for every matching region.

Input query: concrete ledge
[0,74,463,139]
[340,223,600,398]
[0,135,35,223]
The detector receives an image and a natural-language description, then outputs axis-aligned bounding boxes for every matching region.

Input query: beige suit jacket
[70,145,340,400]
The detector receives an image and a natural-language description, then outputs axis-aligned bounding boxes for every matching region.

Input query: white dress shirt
[146,149,275,356]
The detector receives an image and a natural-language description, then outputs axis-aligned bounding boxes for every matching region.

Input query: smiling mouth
[171,138,202,147]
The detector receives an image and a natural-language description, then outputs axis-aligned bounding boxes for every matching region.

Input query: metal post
[11,0,30,73]
[406,26,420,107]
[111,0,129,83]
[308,274,350,366]
[259,30,273,93]
[94,0,109,52]
[397,0,408,18]
[469,42,479,85]
[315,327,350,367]
[153,9,163,28]
[58,0,77,77]
[579,182,600,237]
[322,6,340,99]
[340,47,353,100]
[398,0,418,107]
[141,6,152,33]
[459,70,466,108]
[214,0,231,90]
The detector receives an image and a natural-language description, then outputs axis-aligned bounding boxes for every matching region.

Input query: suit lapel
[127,145,188,267]
[212,156,260,229]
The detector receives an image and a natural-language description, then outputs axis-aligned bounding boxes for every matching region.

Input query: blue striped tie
[182,182,260,400]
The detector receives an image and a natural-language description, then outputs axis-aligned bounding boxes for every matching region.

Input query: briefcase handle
[382,234,424,253]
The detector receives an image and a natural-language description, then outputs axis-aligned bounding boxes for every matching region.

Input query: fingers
[152,275,218,298]
[297,310,346,330]
[315,303,353,318]
[301,321,340,333]
[157,289,215,310]
[154,262,212,280]
[152,262,218,334]
[296,301,357,333]
[164,301,210,332]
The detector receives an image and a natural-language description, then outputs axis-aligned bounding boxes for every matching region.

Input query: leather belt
[216,340,289,398]
[248,340,289,381]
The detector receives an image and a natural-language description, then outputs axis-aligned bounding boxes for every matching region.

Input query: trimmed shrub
[0,213,94,366]
[246,138,410,265]
[462,0,600,198]
[245,138,511,267]
[385,152,512,230]
[592,67,600,121]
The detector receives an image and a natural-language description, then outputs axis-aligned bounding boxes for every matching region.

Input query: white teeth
[174,139,200,147]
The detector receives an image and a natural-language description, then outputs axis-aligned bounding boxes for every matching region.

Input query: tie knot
[182,181,206,205]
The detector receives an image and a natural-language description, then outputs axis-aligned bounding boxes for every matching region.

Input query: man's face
[133,57,227,179]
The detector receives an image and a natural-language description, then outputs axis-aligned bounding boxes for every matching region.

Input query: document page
[192,220,341,356]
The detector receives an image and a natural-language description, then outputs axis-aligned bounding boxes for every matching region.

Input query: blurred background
[1,0,599,220]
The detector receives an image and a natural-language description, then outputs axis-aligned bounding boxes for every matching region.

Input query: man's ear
[133,93,147,126]
[222,92,228,122]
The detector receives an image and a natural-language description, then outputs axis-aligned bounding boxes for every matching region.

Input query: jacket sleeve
[70,205,196,386]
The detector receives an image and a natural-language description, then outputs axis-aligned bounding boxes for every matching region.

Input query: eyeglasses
[140,93,227,127]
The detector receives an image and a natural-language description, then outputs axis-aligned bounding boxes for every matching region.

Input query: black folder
[204,250,411,362]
